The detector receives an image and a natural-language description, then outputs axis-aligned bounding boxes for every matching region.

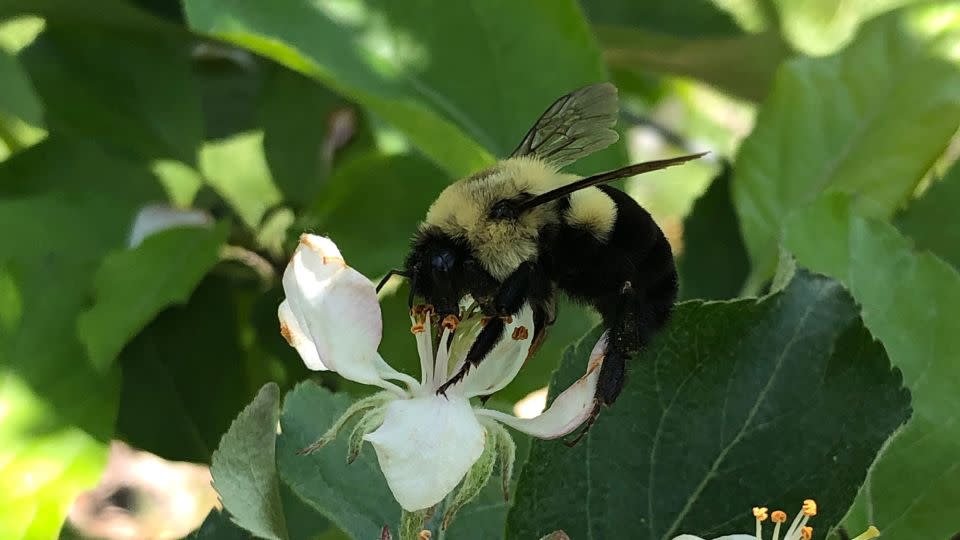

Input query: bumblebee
[379,83,703,438]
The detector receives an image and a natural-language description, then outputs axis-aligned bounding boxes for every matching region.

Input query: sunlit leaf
[77,224,229,371]
[183,0,625,176]
[733,6,960,290]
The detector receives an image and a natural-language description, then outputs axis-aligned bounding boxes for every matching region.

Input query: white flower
[673,500,880,540]
[278,234,605,515]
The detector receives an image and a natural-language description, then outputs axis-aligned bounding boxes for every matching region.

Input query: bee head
[422,157,564,281]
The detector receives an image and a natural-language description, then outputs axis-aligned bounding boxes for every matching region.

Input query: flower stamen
[771,510,787,540]
[442,314,459,330]
[512,326,529,340]
[754,506,768,540]
[800,526,813,540]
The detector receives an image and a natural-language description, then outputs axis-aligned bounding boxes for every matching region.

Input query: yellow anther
[512,325,529,340]
[802,499,817,517]
[851,526,880,540]
[771,510,787,523]
[418,530,432,540]
[800,526,813,540]
[752,506,769,521]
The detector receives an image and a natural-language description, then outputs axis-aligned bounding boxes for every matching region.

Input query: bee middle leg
[436,262,541,396]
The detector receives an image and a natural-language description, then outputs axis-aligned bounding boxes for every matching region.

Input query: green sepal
[441,425,498,529]
[299,391,392,455]
[399,508,428,540]
[484,420,516,500]
[347,405,387,464]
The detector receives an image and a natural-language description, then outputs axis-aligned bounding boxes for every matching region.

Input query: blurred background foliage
[0,0,958,538]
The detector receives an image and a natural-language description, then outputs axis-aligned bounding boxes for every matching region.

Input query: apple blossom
[672,500,880,540]
[278,234,605,527]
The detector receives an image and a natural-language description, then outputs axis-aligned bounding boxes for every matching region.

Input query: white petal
[672,534,754,540]
[476,333,607,439]
[364,396,485,511]
[457,304,535,398]
[128,204,212,247]
[281,235,404,390]
[671,536,707,540]
[278,300,326,370]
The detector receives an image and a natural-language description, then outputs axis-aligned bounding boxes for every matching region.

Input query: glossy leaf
[733,7,960,289]
[77,223,228,371]
[182,0,626,176]
[211,383,289,540]
[783,194,960,540]
[507,272,910,539]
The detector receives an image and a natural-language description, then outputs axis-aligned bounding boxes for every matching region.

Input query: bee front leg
[436,262,538,396]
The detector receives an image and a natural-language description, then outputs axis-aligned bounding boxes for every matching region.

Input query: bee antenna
[518,152,708,212]
[376,269,409,293]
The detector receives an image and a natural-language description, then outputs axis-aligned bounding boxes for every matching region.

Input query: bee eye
[431,250,456,273]
[490,200,517,220]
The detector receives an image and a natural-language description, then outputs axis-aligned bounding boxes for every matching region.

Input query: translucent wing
[510,83,620,168]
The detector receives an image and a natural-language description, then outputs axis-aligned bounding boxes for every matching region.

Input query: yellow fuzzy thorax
[424,157,617,281]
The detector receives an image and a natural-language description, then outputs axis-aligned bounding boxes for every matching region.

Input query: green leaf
[189,510,254,540]
[200,131,282,231]
[0,47,42,127]
[276,383,399,540]
[773,0,920,55]
[895,160,960,271]
[77,223,229,371]
[182,0,625,176]
[212,382,289,540]
[592,24,789,102]
[0,370,114,540]
[115,277,256,463]
[678,164,749,300]
[259,67,359,208]
[507,272,911,539]
[0,138,159,540]
[20,24,202,163]
[313,152,449,278]
[733,6,960,290]
[581,0,747,38]
[783,194,960,540]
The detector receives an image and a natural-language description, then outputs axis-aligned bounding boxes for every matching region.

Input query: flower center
[751,499,819,540]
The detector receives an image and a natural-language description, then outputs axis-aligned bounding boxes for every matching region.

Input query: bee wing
[510,83,620,168]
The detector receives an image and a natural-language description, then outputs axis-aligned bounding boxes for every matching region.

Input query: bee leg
[437,316,506,396]
[436,262,540,396]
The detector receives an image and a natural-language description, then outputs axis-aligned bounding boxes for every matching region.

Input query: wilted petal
[278,300,325,370]
[456,304,535,398]
[281,235,410,391]
[475,333,607,439]
[364,396,485,511]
